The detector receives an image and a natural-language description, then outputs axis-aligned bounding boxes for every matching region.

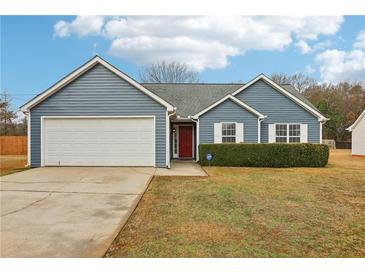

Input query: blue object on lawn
[206,153,213,161]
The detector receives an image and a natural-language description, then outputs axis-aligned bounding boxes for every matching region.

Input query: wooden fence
[336,141,352,149]
[0,136,27,155]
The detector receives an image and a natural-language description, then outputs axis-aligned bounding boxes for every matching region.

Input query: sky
[1,15,365,109]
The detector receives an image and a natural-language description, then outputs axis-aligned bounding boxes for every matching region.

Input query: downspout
[319,117,329,144]
[166,109,177,168]
[258,116,266,144]
[320,121,323,144]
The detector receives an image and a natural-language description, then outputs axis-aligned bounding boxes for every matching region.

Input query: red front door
[179,126,193,158]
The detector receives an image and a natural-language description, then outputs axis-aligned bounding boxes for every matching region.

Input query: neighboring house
[21,56,328,168]
[347,110,365,156]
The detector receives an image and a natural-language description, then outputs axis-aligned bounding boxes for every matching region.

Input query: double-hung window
[288,124,300,143]
[275,123,301,143]
[222,123,236,143]
[275,124,287,143]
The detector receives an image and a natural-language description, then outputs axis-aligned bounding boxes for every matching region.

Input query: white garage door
[42,117,155,166]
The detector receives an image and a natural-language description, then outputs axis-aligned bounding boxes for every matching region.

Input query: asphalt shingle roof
[142,82,318,117]
[143,83,241,117]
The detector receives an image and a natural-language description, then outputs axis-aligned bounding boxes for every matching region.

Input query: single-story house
[347,109,365,156]
[21,56,328,168]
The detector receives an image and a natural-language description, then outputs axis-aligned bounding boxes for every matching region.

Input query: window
[275,124,287,143]
[222,123,236,143]
[275,124,301,143]
[289,124,300,143]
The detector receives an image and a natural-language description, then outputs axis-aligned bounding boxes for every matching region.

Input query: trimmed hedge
[199,143,329,167]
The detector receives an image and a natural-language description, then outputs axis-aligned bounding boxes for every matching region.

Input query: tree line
[271,73,365,142]
[0,90,27,136]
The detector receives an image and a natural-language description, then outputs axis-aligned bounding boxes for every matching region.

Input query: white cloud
[54,16,105,37]
[313,40,333,51]
[294,16,344,40]
[110,36,239,71]
[296,39,334,54]
[354,29,365,49]
[296,40,312,54]
[316,49,365,83]
[315,29,365,83]
[54,16,344,71]
[305,65,316,75]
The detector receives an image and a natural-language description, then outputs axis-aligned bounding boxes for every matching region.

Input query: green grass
[105,150,365,257]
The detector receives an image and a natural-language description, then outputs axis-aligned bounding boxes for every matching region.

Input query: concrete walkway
[155,160,207,176]
[0,167,154,258]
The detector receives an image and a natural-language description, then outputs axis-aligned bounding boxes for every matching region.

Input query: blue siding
[235,80,320,143]
[199,99,258,144]
[30,64,167,167]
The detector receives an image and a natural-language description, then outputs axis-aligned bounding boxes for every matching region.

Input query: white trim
[214,122,222,143]
[192,126,195,157]
[268,124,276,143]
[172,124,179,158]
[40,116,44,167]
[300,123,308,143]
[236,122,244,143]
[196,119,200,162]
[347,109,365,131]
[320,122,323,144]
[257,118,261,144]
[166,111,170,168]
[231,74,328,122]
[27,111,31,167]
[40,115,156,167]
[21,56,174,112]
[192,95,266,119]
[172,124,195,158]
[173,117,194,122]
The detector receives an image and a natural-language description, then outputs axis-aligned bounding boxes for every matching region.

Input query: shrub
[199,143,329,167]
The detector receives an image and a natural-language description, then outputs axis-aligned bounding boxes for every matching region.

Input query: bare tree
[0,90,17,136]
[139,61,200,83]
[271,72,317,93]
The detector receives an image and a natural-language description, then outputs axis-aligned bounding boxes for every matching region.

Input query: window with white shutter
[214,123,222,143]
[221,122,236,143]
[271,123,307,143]
[300,124,308,143]
[236,123,244,143]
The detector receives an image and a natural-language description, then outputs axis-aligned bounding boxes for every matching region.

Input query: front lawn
[105,150,365,257]
[0,155,27,176]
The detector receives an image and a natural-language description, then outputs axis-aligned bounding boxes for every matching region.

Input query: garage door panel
[43,117,155,166]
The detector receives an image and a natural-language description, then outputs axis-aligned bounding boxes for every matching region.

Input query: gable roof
[143,83,242,117]
[20,56,175,112]
[143,82,322,118]
[192,94,266,119]
[231,74,328,121]
[347,109,365,131]
[21,56,325,121]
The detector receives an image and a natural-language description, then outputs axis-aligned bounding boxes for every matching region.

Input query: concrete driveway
[0,167,155,257]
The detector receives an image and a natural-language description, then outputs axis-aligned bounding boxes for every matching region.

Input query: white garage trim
[27,111,31,167]
[165,111,171,168]
[40,116,156,167]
